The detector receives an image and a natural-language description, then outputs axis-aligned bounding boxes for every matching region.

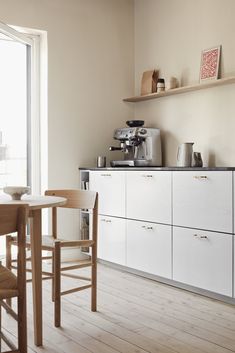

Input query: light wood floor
[1,263,235,353]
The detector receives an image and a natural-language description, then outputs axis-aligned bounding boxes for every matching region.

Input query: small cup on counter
[97,156,106,168]
[191,152,203,167]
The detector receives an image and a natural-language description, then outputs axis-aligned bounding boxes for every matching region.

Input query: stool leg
[54,242,61,327]
[18,294,27,353]
[91,244,97,312]
[0,302,2,352]
[18,231,27,353]
[52,251,55,302]
[6,236,12,308]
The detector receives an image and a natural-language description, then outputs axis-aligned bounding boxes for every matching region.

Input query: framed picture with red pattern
[200,45,221,83]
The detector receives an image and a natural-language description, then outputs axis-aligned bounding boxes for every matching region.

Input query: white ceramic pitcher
[177,142,194,167]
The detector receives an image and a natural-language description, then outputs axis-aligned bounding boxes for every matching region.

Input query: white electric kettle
[177,142,194,167]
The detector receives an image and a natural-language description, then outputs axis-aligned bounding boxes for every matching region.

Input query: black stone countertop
[79,166,235,171]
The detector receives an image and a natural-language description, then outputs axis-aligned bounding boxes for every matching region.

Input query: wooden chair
[7,189,98,328]
[0,204,28,353]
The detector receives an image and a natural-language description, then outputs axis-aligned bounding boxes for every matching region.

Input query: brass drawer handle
[193,234,208,239]
[141,225,154,230]
[101,174,112,177]
[141,174,153,178]
[193,175,208,179]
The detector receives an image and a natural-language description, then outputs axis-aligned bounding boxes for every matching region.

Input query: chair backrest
[45,189,97,210]
[0,204,28,236]
[45,189,98,240]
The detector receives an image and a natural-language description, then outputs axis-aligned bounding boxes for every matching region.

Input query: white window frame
[0,21,48,196]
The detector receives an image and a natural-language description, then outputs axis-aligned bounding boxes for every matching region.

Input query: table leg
[30,209,43,346]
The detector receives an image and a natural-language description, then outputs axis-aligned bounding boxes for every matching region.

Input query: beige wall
[0,0,134,187]
[134,0,235,166]
[0,0,134,252]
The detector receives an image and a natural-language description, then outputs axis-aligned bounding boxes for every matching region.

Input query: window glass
[0,39,28,190]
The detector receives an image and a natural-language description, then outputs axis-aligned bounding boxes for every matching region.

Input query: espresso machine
[109,121,162,167]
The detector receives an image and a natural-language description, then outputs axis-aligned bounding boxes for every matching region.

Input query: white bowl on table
[3,186,31,200]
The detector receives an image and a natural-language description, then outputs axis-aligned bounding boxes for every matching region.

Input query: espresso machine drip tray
[110,160,150,167]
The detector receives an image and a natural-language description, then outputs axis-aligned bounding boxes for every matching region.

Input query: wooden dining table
[0,194,67,346]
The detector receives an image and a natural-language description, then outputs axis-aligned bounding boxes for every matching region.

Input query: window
[0,22,47,254]
[0,33,28,188]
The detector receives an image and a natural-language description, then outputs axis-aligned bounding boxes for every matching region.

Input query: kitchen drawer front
[173,171,233,233]
[234,235,235,298]
[89,171,125,217]
[98,216,126,265]
[173,227,232,296]
[126,171,172,224]
[126,220,172,278]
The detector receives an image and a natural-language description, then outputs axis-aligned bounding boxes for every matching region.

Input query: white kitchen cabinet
[173,171,233,233]
[233,173,235,298]
[89,171,125,217]
[173,227,233,296]
[98,215,126,265]
[126,171,172,224]
[126,220,172,278]
[81,169,235,302]
[234,234,235,298]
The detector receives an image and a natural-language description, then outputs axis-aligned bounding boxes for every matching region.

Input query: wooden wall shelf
[123,76,235,102]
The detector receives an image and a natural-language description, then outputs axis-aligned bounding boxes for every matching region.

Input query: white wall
[134,0,235,166]
[0,0,134,254]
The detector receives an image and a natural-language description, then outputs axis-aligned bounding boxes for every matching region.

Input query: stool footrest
[61,284,92,296]
[0,331,17,351]
[1,300,18,320]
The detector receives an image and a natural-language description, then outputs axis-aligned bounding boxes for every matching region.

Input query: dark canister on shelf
[157,78,165,92]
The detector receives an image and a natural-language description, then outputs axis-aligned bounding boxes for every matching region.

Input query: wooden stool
[0,204,28,353]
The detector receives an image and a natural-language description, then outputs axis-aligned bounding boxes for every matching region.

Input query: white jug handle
[177,147,180,161]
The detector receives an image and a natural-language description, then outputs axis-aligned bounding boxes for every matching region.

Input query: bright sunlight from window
[0,39,28,191]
